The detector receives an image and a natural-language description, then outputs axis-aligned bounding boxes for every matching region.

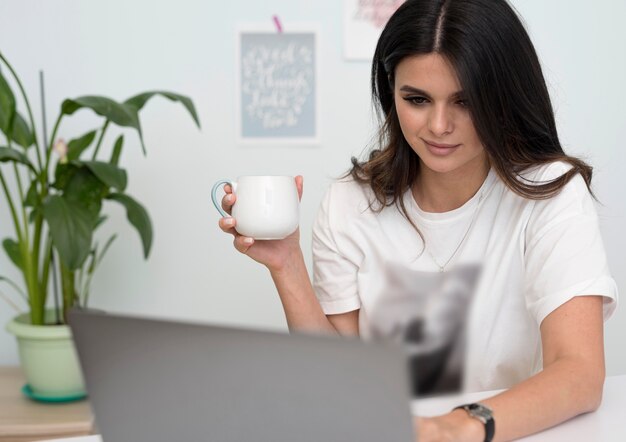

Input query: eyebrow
[399,85,465,99]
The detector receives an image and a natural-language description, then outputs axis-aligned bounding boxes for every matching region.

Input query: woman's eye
[456,99,469,107]
[404,96,428,105]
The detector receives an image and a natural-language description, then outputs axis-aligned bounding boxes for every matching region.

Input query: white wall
[0,0,624,375]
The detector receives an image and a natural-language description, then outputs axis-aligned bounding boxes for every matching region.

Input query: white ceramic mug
[211,176,299,240]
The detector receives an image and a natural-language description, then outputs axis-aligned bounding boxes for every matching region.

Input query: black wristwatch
[453,403,495,442]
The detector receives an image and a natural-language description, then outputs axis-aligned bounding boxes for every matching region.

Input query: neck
[413,157,490,213]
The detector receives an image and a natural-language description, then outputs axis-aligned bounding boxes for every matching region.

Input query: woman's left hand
[414,411,484,442]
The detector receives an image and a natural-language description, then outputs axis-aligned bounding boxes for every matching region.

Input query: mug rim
[236,175,294,179]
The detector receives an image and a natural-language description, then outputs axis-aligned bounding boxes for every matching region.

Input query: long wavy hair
[349,0,593,219]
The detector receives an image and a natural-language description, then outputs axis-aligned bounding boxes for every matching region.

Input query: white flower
[54,139,68,164]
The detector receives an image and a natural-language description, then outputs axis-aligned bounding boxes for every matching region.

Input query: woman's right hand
[218,175,304,273]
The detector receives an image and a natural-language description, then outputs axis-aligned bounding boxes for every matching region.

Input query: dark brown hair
[349,0,593,216]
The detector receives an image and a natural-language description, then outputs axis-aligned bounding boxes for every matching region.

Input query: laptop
[68,309,416,442]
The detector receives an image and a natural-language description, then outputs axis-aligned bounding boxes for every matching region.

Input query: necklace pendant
[439,266,444,272]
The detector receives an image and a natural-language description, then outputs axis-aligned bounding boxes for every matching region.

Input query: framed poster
[343,0,405,61]
[237,26,318,144]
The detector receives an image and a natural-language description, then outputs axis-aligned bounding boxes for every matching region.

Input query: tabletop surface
[36,374,626,442]
[414,374,626,441]
[0,367,93,440]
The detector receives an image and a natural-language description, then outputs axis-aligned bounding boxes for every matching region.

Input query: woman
[218,0,617,440]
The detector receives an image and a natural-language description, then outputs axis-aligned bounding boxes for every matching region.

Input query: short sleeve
[523,163,618,326]
[312,184,362,315]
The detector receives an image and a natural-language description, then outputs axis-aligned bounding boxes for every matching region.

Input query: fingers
[295,175,303,201]
[221,184,236,214]
[218,183,237,234]
[218,217,255,255]
[218,216,237,235]
[233,235,255,255]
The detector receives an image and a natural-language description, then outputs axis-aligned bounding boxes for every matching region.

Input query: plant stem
[1,162,41,324]
[60,261,76,323]
[38,71,60,324]
[11,163,34,305]
[0,276,28,301]
[27,112,63,324]
[12,163,25,202]
[0,52,44,171]
[30,112,64,322]
[0,289,23,313]
[41,234,54,315]
[76,264,84,305]
[44,114,63,186]
[6,132,30,248]
[21,243,41,324]
[31,213,45,297]
[92,120,110,160]
[82,271,94,308]
[12,163,29,236]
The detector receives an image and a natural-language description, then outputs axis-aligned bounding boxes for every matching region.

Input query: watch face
[468,403,493,422]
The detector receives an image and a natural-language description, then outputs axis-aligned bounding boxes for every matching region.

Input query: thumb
[295,175,304,201]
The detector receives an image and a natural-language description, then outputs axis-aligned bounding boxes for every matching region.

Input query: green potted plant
[0,51,200,401]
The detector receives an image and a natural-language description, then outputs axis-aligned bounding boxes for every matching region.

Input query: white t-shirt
[312,162,618,394]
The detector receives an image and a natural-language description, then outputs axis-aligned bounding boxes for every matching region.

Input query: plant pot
[6,310,86,401]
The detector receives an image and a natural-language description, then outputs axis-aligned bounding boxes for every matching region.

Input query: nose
[427,104,453,137]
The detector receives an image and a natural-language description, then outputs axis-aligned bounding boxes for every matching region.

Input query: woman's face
[394,53,486,177]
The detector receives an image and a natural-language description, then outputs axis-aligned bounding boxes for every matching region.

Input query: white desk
[414,375,626,441]
[42,375,626,442]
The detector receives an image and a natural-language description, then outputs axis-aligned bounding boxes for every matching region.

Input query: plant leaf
[28,206,41,224]
[94,215,108,230]
[0,72,34,148]
[106,193,152,258]
[0,146,35,171]
[95,234,117,272]
[53,162,78,190]
[110,134,123,166]
[61,96,146,154]
[9,112,34,148]
[62,166,106,224]
[24,180,39,207]
[67,130,97,161]
[0,69,16,134]
[83,161,127,191]
[2,238,22,270]
[124,91,201,129]
[42,195,94,270]
[85,249,97,275]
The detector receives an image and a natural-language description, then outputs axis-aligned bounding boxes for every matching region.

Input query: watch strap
[453,402,495,442]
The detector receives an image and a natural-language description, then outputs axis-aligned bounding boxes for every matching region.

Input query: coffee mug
[211,176,299,240]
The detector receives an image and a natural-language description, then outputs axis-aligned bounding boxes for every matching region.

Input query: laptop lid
[68,309,415,442]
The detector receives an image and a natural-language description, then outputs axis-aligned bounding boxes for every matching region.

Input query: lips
[422,139,461,156]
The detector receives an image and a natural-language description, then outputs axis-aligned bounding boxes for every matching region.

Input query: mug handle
[211,179,234,218]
